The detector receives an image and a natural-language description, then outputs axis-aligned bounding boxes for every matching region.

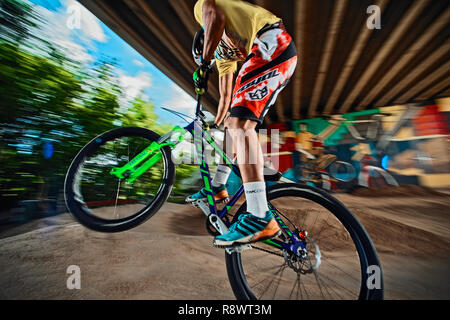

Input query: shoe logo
[248,86,269,100]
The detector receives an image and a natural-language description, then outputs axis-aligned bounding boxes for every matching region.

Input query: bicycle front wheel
[225,183,383,300]
[64,127,175,232]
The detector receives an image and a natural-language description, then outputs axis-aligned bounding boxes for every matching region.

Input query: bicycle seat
[263,167,282,181]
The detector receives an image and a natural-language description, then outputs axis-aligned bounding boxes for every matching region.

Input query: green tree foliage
[0,0,197,209]
[0,0,38,44]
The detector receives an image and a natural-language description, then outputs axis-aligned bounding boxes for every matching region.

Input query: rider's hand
[193,60,211,95]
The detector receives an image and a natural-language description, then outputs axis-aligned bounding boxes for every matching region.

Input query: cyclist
[186,0,297,247]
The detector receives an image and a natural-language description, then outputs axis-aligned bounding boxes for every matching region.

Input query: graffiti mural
[262,98,450,190]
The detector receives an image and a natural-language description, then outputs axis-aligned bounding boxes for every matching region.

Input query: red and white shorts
[229,25,297,124]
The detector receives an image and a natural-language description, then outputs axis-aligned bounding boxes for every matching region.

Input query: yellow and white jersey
[194,0,280,76]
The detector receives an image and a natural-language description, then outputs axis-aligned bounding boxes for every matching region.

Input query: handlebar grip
[195,88,205,95]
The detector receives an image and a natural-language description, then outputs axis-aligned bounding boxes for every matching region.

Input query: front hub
[283,231,321,274]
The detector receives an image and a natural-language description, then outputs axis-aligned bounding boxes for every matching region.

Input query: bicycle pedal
[224,244,252,255]
[189,198,206,208]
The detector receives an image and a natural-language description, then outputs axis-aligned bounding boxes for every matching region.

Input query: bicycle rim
[64,127,175,232]
[226,184,381,300]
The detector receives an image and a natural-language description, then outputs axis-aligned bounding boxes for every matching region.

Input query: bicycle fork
[109,126,186,182]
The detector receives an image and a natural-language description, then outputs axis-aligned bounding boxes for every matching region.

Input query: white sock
[243,181,269,218]
[212,165,232,187]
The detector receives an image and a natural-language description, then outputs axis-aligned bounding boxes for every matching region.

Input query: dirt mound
[351,185,446,198]
[0,196,449,299]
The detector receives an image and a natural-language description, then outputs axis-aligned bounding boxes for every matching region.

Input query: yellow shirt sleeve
[216,59,237,77]
[194,0,204,25]
[195,1,236,77]
[194,0,280,77]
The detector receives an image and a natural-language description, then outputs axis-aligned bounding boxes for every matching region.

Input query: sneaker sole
[213,230,282,249]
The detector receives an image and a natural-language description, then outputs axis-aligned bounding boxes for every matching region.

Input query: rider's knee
[225,116,257,131]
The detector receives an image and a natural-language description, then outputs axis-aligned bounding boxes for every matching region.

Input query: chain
[251,245,285,258]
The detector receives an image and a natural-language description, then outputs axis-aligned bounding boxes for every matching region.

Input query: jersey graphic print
[229,27,297,123]
[215,36,246,61]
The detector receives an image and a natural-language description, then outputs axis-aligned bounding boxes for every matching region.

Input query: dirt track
[0,189,449,299]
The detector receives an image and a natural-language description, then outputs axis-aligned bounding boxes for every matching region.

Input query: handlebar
[195,63,212,120]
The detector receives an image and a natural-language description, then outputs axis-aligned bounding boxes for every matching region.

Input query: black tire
[64,127,175,232]
[225,183,383,300]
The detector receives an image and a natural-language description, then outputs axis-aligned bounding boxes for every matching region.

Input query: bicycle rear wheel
[329,161,358,191]
[64,127,175,232]
[225,183,383,300]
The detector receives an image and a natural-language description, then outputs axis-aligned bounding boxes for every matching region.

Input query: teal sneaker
[213,211,281,248]
[185,184,229,203]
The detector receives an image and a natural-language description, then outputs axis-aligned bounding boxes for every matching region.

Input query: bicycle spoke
[288,274,298,300]
[113,178,121,219]
[314,268,356,298]
[255,263,287,299]
[300,275,310,300]
[319,254,361,283]
[270,264,287,299]
[235,189,371,300]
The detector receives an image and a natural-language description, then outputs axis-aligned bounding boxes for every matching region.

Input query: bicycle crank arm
[193,199,211,216]
[193,199,228,235]
[209,214,228,235]
[193,200,252,254]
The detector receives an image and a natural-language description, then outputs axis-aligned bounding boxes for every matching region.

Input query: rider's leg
[185,128,232,203]
[213,117,281,247]
[226,118,267,217]
[211,127,232,189]
[213,26,297,246]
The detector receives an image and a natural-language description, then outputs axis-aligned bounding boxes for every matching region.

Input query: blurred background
[1,0,448,227]
[0,0,205,227]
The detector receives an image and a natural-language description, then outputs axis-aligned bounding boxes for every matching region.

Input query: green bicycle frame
[109,126,186,183]
[109,119,303,254]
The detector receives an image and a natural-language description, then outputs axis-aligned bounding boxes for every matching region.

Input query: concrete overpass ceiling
[80,0,450,124]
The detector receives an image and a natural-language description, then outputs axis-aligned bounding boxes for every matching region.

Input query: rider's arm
[215,71,233,126]
[202,0,225,62]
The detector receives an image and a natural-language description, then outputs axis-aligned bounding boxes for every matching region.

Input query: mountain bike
[64,89,384,300]
[294,151,358,192]
[294,112,402,191]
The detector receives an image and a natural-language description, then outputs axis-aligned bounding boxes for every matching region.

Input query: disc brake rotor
[283,235,321,274]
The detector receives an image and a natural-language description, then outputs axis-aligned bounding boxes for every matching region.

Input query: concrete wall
[262,98,450,188]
